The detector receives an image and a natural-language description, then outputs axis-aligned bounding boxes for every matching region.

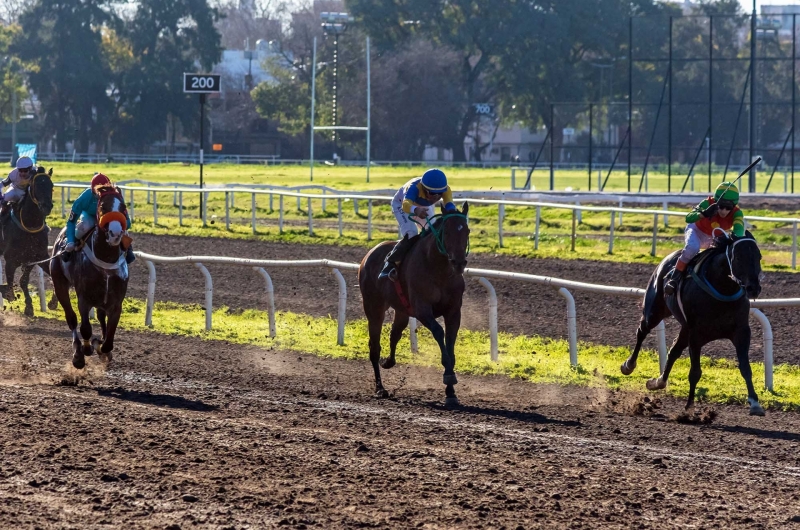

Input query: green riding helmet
[714,182,739,205]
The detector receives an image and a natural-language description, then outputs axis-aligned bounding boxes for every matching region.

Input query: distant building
[760,4,800,37]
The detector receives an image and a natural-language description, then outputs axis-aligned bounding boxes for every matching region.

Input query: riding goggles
[718,200,735,210]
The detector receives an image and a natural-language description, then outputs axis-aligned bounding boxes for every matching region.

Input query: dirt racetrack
[113,233,800,365]
[3,314,800,529]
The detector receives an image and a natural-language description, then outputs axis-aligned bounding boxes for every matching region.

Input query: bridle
[424,212,470,258]
[714,228,760,287]
[17,172,49,234]
[96,190,127,232]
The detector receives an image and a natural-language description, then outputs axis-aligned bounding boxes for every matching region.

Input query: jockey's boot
[125,245,136,264]
[664,260,688,296]
[379,235,416,282]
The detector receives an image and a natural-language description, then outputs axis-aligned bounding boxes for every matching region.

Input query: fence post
[576,201,582,224]
[558,287,577,366]
[367,200,373,241]
[354,198,360,216]
[498,203,505,248]
[655,320,667,371]
[254,267,276,338]
[129,189,135,222]
[534,205,541,250]
[61,187,65,217]
[195,263,213,331]
[608,211,615,254]
[269,192,274,212]
[35,266,46,313]
[478,277,498,361]
[663,201,669,227]
[173,191,178,207]
[251,193,257,234]
[67,186,71,203]
[225,191,231,231]
[297,193,301,212]
[178,192,183,226]
[230,191,235,210]
[338,198,343,237]
[153,191,158,225]
[279,195,284,234]
[749,309,774,391]
[145,260,156,327]
[409,317,418,353]
[618,199,623,226]
[322,188,327,212]
[307,197,314,235]
[793,221,797,270]
[332,268,347,346]
[571,208,577,251]
[651,213,658,257]
[202,192,208,227]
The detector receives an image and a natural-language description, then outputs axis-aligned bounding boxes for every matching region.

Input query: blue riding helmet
[421,168,448,194]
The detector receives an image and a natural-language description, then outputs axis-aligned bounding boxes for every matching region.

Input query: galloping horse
[359,203,470,406]
[51,190,130,369]
[621,230,765,415]
[0,167,54,316]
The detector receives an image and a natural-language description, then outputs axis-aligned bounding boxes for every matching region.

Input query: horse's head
[28,167,54,217]
[727,230,762,299]
[438,201,471,274]
[96,190,127,248]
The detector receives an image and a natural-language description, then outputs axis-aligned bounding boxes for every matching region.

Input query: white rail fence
[54,183,800,269]
[134,251,794,392]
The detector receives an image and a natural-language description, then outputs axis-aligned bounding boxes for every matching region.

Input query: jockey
[379,168,456,281]
[63,173,135,264]
[664,181,745,295]
[0,156,34,219]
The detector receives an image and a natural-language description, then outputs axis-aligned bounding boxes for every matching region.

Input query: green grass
[42,161,799,194]
[13,293,800,410]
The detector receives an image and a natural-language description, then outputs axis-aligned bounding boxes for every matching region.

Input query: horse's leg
[442,309,462,407]
[646,326,689,391]
[1,258,18,304]
[19,266,33,317]
[622,291,670,376]
[76,296,94,365]
[415,309,455,397]
[93,308,108,357]
[97,306,119,364]
[381,311,409,370]
[364,300,388,398]
[38,263,59,311]
[684,333,704,411]
[732,326,764,416]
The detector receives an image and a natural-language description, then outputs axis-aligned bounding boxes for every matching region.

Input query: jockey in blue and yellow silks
[62,173,135,264]
[379,168,456,281]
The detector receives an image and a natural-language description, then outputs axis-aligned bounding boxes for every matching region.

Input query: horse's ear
[461,201,469,216]
[48,168,53,176]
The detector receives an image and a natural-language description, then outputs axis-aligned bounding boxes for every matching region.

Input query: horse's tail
[642,253,675,329]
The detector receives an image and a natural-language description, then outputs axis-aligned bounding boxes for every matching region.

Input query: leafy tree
[0,24,31,125]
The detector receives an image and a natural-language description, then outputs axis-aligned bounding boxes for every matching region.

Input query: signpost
[183,73,221,221]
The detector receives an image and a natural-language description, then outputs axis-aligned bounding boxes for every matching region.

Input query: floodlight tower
[320,11,353,157]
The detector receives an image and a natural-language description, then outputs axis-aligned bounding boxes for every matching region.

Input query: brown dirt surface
[106,233,800,366]
[3,315,800,528]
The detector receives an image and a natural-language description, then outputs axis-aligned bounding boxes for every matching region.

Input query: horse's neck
[417,236,450,276]
[91,231,121,263]
[18,196,42,223]
[706,250,739,294]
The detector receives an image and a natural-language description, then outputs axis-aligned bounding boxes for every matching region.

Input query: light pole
[321,12,353,160]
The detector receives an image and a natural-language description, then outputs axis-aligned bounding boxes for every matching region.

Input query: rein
[15,173,48,234]
[423,213,470,257]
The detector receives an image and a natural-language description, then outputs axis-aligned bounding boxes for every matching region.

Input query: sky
[740,0,800,12]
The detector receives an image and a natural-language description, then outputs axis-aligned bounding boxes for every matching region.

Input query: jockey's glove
[414,207,429,218]
[701,203,719,218]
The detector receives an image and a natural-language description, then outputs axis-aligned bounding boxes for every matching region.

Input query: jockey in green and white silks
[63,173,135,264]
[379,168,457,281]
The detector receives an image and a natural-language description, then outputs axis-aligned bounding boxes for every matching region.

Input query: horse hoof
[374,389,389,399]
[23,306,33,317]
[443,373,458,386]
[444,396,460,408]
[646,377,666,391]
[620,361,636,376]
[380,357,396,370]
[72,355,85,370]
[748,399,765,417]
[47,298,58,311]
[99,350,112,364]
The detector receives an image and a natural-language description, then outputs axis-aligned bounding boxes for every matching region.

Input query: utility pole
[321,12,352,160]
[749,0,757,192]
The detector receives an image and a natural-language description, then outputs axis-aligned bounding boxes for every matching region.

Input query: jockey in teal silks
[379,168,456,281]
[62,172,135,264]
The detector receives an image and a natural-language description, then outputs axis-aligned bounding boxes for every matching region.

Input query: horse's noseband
[725,238,758,286]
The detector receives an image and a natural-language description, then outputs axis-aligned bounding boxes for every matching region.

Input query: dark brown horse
[359,203,470,406]
[0,167,55,316]
[51,191,130,369]
[621,231,765,415]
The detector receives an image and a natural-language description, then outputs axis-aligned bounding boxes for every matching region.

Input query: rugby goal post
[309,37,372,182]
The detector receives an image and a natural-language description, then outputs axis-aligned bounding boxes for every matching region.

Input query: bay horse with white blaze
[0,167,55,316]
[359,203,470,406]
[51,190,130,369]
[621,230,765,415]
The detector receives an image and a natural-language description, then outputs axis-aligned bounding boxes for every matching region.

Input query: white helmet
[16,156,33,170]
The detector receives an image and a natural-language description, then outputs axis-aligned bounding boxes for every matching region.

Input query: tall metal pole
[709,16,713,191]
[549,103,554,190]
[366,37,371,183]
[10,90,16,165]
[628,16,633,192]
[332,36,339,156]
[668,16,673,193]
[199,93,205,219]
[793,14,796,193]
[310,37,317,182]
[588,103,593,190]
[749,0,757,192]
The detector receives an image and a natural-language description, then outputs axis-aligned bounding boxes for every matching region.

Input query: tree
[15,0,116,151]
